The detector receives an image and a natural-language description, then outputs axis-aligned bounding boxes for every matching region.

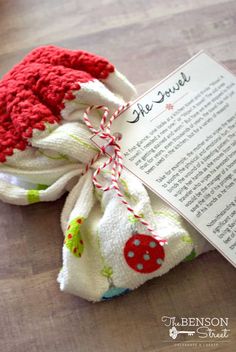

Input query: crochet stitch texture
[0,46,114,162]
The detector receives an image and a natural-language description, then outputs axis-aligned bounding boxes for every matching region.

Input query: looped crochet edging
[0,46,115,163]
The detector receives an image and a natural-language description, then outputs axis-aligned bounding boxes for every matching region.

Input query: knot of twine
[83,104,167,246]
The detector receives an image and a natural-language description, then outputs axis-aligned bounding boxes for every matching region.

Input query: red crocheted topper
[0,46,114,162]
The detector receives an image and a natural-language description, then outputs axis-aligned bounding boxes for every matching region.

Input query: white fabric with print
[0,47,213,301]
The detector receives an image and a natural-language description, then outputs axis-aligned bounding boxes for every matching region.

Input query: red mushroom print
[124,234,165,273]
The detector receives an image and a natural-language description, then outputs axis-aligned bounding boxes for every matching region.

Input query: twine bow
[83,104,167,246]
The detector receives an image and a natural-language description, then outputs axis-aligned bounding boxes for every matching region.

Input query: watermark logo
[161,316,230,347]
[169,326,195,339]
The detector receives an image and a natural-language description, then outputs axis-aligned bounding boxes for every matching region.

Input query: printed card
[93,52,236,267]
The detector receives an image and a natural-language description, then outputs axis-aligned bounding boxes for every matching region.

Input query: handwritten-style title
[128,72,191,123]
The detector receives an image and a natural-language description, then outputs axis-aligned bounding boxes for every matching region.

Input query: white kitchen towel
[0,46,213,301]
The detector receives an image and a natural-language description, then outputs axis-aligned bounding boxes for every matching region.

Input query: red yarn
[0,46,115,162]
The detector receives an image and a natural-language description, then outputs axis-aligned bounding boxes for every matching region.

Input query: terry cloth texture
[0,46,213,301]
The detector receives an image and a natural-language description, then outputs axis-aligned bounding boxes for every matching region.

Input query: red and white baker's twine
[83,104,167,246]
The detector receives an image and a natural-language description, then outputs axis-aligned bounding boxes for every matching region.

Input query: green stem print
[119,178,138,203]
[39,150,69,160]
[97,233,130,300]
[128,213,144,224]
[154,210,196,262]
[68,133,98,152]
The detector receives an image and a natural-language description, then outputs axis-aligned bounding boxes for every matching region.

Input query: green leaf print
[183,249,197,262]
[65,217,85,258]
